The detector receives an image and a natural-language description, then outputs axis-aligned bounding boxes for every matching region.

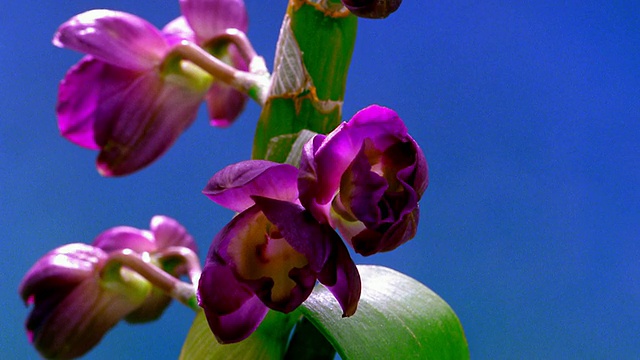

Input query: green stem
[251,0,358,161]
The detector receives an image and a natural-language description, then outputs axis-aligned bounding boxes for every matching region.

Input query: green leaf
[179,310,297,360]
[299,265,469,360]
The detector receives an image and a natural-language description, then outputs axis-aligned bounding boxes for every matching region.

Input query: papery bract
[19,244,151,359]
[55,10,212,176]
[199,160,361,343]
[179,0,250,126]
[92,215,198,322]
[299,105,428,256]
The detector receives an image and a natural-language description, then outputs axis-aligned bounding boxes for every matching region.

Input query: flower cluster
[55,0,262,176]
[19,216,199,359]
[23,0,429,357]
[198,105,428,342]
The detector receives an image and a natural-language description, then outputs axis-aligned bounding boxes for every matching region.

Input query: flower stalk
[101,249,200,311]
[167,39,270,105]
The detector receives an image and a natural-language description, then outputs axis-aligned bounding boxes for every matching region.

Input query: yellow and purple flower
[298,105,428,256]
[199,160,361,343]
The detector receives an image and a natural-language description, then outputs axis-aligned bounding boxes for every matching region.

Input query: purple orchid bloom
[19,244,151,359]
[299,105,428,256]
[55,9,213,176]
[92,215,198,322]
[199,160,361,343]
[178,0,250,127]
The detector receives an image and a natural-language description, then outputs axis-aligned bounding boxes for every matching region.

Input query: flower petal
[206,80,248,127]
[162,16,196,46]
[203,160,299,212]
[179,0,248,43]
[317,234,361,317]
[299,105,410,216]
[53,9,168,70]
[203,293,268,344]
[94,69,204,176]
[56,56,105,150]
[150,215,198,252]
[92,227,155,253]
[28,277,145,359]
[19,244,106,303]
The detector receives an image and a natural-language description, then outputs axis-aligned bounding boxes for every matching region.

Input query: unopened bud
[342,0,402,19]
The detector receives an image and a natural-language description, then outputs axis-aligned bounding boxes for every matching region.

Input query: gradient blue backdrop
[2,1,639,359]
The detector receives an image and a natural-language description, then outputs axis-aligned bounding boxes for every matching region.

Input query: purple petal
[203,160,299,212]
[339,140,389,227]
[206,80,247,127]
[202,294,268,344]
[19,244,106,303]
[317,235,361,317]
[92,227,155,253]
[53,10,168,70]
[179,0,248,43]
[150,215,198,252]
[162,16,196,46]
[28,277,144,359]
[94,68,204,176]
[299,105,409,216]
[199,258,260,316]
[56,56,104,150]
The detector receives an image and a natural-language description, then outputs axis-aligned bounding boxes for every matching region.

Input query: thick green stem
[251,0,358,161]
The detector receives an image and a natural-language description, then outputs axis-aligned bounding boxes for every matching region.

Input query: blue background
[2,1,639,359]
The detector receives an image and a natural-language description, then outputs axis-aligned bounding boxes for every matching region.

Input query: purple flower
[19,244,151,359]
[342,0,403,19]
[200,160,361,343]
[55,10,213,176]
[178,0,250,127]
[299,105,428,256]
[92,215,198,322]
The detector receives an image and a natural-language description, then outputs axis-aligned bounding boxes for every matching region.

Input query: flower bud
[19,244,151,359]
[342,0,402,19]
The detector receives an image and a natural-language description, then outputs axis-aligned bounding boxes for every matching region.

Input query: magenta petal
[203,160,299,212]
[303,105,409,210]
[56,56,104,150]
[203,294,268,344]
[199,259,258,316]
[318,235,361,317]
[150,215,198,252]
[19,244,106,303]
[162,16,196,46]
[206,81,247,127]
[92,227,155,253]
[94,70,203,176]
[53,10,168,70]
[179,0,248,43]
[340,142,389,227]
[29,276,143,359]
